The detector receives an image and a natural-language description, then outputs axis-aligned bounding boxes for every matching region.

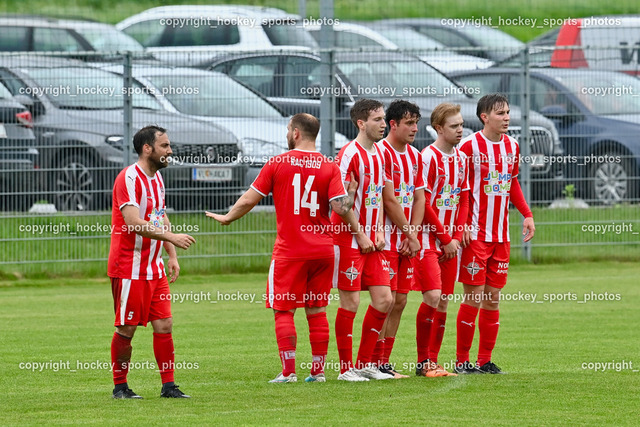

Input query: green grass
[0,0,638,40]
[1,262,639,424]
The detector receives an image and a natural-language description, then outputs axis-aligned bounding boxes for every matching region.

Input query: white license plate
[0,123,6,138]
[192,167,232,182]
[531,154,546,167]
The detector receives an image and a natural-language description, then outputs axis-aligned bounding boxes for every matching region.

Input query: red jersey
[379,139,425,252]
[251,149,347,260]
[420,144,469,252]
[108,163,167,280]
[459,131,520,243]
[331,140,388,249]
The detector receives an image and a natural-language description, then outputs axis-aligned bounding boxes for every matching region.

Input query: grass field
[2,262,638,425]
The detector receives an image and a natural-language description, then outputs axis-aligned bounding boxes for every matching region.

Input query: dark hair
[290,113,320,139]
[476,93,509,125]
[385,100,421,125]
[133,125,166,155]
[430,103,461,128]
[350,98,384,128]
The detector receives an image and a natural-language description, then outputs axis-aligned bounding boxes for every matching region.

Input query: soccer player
[109,125,196,399]
[372,100,424,379]
[333,99,394,381]
[206,113,369,383]
[455,94,536,374]
[414,103,469,377]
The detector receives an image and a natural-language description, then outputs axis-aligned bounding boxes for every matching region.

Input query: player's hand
[205,211,231,225]
[166,257,180,283]
[375,230,385,251]
[355,232,375,254]
[347,172,358,195]
[170,233,196,250]
[399,234,420,258]
[461,226,473,248]
[439,239,460,262]
[523,217,535,242]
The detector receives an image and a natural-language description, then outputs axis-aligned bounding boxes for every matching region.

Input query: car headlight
[239,138,286,166]
[106,135,125,150]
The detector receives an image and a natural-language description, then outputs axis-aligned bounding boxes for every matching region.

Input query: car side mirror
[14,94,45,118]
[539,104,568,119]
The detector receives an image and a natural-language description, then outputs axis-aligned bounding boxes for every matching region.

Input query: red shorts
[111,276,171,327]
[333,246,390,291]
[383,250,415,294]
[458,240,511,288]
[267,257,333,311]
[414,250,457,295]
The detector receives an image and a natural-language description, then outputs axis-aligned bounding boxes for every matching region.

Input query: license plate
[531,154,545,167]
[192,167,232,182]
[0,123,6,138]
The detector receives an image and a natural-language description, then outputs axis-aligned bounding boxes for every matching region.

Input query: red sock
[428,311,447,363]
[371,339,385,366]
[111,332,132,385]
[307,312,329,375]
[381,336,395,365]
[355,305,387,369]
[416,302,436,363]
[456,304,479,365]
[478,309,500,366]
[274,311,297,376]
[153,332,175,384]
[335,308,356,374]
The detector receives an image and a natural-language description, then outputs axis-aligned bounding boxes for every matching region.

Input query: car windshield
[23,67,161,109]
[337,57,462,97]
[0,81,13,98]
[553,72,640,115]
[456,26,524,49]
[74,27,144,51]
[143,73,283,118]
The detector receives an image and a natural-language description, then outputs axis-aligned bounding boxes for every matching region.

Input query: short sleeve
[116,170,140,211]
[328,162,348,201]
[250,160,275,197]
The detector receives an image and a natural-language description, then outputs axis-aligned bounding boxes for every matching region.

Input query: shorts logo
[341,262,360,285]
[389,267,396,280]
[464,257,483,279]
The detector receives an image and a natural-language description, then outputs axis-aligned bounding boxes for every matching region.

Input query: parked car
[0,56,245,211]
[0,16,149,61]
[0,80,38,211]
[98,64,348,184]
[116,5,318,66]
[376,18,525,62]
[451,67,640,204]
[209,51,565,202]
[305,22,492,72]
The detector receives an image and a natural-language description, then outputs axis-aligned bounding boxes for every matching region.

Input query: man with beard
[108,125,196,399]
[206,114,367,383]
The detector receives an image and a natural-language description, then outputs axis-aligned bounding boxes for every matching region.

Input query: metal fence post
[520,46,532,262]
[123,51,133,167]
[319,0,335,156]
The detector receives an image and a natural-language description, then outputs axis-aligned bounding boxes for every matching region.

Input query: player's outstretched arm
[121,205,195,250]
[206,188,263,226]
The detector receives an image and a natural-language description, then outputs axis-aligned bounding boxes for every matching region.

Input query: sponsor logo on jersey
[483,171,512,195]
[437,184,461,209]
[394,182,415,207]
[148,208,165,227]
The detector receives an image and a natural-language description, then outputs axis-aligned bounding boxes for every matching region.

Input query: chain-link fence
[0,12,639,277]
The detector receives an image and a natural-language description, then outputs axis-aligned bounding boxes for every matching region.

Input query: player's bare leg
[304,306,329,382]
[354,286,394,379]
[376,292,409,378]
[111,325,140,398]
[476,285,504,374]
[336,290,367,380]
[454,284,485,374]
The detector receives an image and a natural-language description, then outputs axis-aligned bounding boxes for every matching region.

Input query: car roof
[117,5,301,25]
[100,64,228,78]
[455,67,628,79]
[0,15,114,29]
[0,54,87,68]
[210,49,428,65]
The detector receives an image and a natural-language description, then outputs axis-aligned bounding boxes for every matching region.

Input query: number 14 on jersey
[292,173,319,217]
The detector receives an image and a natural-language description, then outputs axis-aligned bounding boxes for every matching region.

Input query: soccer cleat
[454,361,483,375]
[355,363,394,380]
[337,368,369,382]
[304,373,326,383]
[477,361,505,374]
[112,387,143,399]
[160,384,191,398]
[379,363,410,379]
[268,372,298,383]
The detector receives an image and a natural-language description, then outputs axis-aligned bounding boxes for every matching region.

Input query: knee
[153,317,173,334]
[394,295,408,312]
[116,325,137,338]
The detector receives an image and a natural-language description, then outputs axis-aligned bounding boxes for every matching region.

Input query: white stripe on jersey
[470,136,482,241]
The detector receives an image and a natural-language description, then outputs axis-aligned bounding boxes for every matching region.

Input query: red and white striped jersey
[379,139,425,252]
[108,163,167,280]
[420,144,469,252]
[459,131,520,243]
[332,140,388,249]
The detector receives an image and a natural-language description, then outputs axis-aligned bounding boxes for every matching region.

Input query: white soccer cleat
[355,363,394,380]
[268,372,297,383]
[304,373,326,383]
[337,368,369,382]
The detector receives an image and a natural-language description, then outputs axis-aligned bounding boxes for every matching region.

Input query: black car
[451,67,640,204]
[0,80,38,211]
[208,51,564,202]
[0,56,245,211]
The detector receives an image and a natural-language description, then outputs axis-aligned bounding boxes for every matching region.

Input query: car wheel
[589,152,631,204]
[53,153,99,211]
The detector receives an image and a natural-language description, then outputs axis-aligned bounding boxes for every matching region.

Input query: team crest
[341,262,360,285]
[389,267,396,280]
[464,259,484,279]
